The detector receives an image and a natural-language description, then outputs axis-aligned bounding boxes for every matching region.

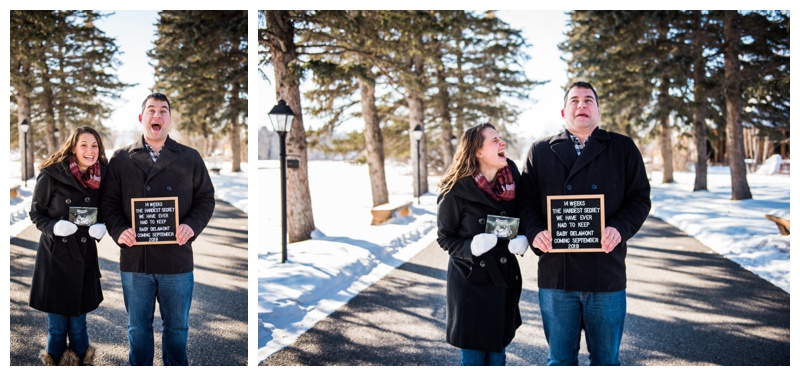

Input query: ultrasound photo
[69,206,98,226]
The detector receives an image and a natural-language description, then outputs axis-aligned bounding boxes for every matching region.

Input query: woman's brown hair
[437,123,496,197]
[39,127,108,170]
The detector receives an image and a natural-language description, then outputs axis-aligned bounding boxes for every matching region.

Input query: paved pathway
[261,216,789,366]
[10,199,248,366]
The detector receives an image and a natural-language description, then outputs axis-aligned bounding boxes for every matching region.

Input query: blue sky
[94,10,160,134]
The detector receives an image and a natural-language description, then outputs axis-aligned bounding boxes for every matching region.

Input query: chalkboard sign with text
[131,197,180,245]
[547,194,605,253]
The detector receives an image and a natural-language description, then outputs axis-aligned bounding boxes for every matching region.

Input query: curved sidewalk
[9,199,248,366]
[261,215,789,366]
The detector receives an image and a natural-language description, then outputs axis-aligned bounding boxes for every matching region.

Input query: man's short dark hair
[563,81,599,108]
[141,92,171,114]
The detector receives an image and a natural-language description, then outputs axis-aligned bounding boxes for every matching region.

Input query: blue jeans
[121,271,193,366]
[46,313,89,360]
[538,288,626,366]
[460,348,506,366]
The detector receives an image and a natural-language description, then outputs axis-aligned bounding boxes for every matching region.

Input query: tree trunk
[453,37,466,143]
[266,10,315,242]
[436,64,455,169]
[359,77,389,207]
[230,112,241,173]
[723,10,752,200]
[228,89,242,173]
[691,13,708,191]
[658,77,674,184]
[407,91,428,198]
[692,99,708,191]
[41,71,58,156]
[658,117,674,184]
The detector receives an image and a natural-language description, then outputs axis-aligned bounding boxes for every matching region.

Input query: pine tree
[562,10,789,197]
[148,10,248,172]
[9,10,50,180]
[687,10,714,191]
[722,11,753,200]
[298,11,540,192]
[10,10,130,173]
[300,10,391,206]
[261,10,316,242]
[59,11,131,147]
[562,11,688,184]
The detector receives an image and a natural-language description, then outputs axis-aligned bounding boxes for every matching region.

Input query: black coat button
[167,186,172,191]
[500,257,507,264]
[479,261,486,267]
[65,198,72,204]
[479,218,486,225]
[146,186,151,191]
[62,238,68,243]
[80,237,87,243]
[591,184,598,190]
[500,211,507,216]
[85,197,91,202]
[566,185,573,191]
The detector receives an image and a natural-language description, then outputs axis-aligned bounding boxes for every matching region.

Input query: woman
[436,123,529,365]
[29,127,108,366]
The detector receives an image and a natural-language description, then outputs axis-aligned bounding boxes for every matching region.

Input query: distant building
[259,126,280,160]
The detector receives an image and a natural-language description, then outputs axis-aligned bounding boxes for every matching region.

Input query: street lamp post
[20,120,30,188]
[268,99,295,264]
[412,125,424,205]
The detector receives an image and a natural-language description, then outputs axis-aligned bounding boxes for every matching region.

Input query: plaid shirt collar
[143,141,160,162]
[568,133,589,156]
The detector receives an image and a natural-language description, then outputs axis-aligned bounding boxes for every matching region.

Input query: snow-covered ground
[8,156,791,364]
[649,168,790,293]
[252,159,440,362]
[251,159,790,363]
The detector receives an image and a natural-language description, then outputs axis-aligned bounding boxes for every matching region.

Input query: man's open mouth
[152,123,162,131]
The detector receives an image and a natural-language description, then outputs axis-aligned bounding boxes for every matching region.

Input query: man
[519,81,651,365]
[100,92,215,365]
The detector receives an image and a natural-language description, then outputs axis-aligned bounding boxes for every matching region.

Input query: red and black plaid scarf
[68,156,101,190]
[473,165,515,201]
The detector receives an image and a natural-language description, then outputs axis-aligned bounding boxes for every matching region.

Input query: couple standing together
[437,81,652,366]
[28,93,216,366]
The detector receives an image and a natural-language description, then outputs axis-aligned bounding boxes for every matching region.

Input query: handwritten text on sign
[131,197,179,245]
[547,194,605,253]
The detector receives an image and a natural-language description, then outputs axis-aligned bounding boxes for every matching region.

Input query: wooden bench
[371,201,412,225]
[765,214,790,235]
[779,159,790,174]
[10,184,20,199]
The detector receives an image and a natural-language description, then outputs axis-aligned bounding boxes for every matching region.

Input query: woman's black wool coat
[436,160,523,353]
[28,162,104,317]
